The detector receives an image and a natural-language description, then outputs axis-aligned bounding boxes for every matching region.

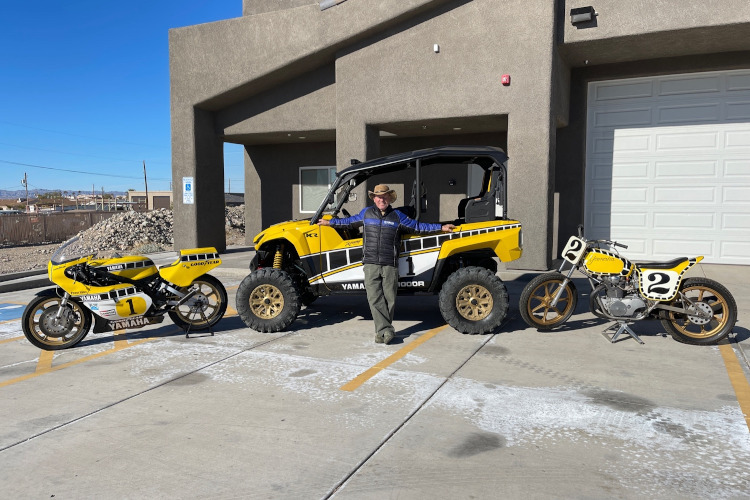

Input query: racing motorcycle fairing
[158,247,221,287]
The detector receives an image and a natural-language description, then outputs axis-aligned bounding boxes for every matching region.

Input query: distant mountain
[0,189,126,199]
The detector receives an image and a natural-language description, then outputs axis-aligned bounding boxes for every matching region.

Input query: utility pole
[22,172,28,213]
[101,187,104,211]
[143,160,149,211]
[92,184,95,210]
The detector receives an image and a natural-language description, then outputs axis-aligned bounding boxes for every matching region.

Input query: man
[318,184,455,344]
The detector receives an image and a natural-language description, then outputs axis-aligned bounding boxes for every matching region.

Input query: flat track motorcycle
[519,227,737,345]
[22,237,228,350]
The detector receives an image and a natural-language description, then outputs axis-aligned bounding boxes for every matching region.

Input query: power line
[0,141,170,165]
[0,159,171,181]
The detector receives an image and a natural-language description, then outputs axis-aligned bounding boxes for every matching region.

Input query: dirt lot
[0,243,58,274]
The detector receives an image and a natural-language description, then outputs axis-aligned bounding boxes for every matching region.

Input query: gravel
[0,206,246,275]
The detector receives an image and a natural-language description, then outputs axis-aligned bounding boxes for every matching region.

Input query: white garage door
[586,70,750,265]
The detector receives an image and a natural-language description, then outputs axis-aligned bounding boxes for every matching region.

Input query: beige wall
[170,0,750,267]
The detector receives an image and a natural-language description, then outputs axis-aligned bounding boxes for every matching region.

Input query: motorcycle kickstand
[601,321,644,345]
[184,307,215,339]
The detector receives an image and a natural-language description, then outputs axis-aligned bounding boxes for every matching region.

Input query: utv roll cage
[311,145,509,225]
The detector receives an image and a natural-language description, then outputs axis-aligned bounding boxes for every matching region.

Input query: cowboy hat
[368,184,397,202]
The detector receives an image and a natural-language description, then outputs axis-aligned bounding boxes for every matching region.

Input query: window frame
[299,166,337,214]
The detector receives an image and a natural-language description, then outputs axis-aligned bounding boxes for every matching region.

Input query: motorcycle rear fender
[637,256,703,301]
[158,247,221,287]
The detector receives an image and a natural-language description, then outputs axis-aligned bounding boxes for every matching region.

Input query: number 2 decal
[639,269,680,301]
[561,236,586,264]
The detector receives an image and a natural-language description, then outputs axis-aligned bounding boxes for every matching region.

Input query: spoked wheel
[236,268,301,332]
[661,277,737,345]
[22,294,92,350]
[168,274,228,331]
[519,272,578,330]
[439,266,509,334]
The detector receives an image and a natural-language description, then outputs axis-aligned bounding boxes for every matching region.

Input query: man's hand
[441,224,456,232]
[318,219,331,226]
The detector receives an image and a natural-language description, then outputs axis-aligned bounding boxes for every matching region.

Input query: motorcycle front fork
[550,264,577,308]
[55,292,71,319]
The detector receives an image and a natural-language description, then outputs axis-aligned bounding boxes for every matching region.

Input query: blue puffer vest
[329,206,442,267]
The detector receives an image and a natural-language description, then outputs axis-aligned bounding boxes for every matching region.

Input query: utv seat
[458,194,494,223]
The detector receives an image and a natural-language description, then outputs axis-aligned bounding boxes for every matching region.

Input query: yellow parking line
[0,337,158,389]
[0,336,24,344]
[718,341,750,431]
[35,349,54,373]
[340,325,448,392]
[226,305,237,317]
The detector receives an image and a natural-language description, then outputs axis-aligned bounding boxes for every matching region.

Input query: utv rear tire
[236,269,301,332]
[439,266,508,334]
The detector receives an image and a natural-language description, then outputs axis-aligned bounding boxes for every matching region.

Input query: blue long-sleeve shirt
[328,206,442,267]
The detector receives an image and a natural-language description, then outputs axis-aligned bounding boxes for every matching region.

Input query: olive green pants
[363,264,399,341]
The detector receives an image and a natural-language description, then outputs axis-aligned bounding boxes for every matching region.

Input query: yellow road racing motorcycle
[22,237,227,350]
[519,227,737,345]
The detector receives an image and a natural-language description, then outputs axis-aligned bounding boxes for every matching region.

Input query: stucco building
[170,0,750,268]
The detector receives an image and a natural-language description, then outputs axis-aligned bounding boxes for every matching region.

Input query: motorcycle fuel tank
[583,249,634,277]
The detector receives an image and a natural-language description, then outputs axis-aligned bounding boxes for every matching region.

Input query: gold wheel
[455,284,493,321]
[250,284,285,320]
[667,283,730,340]
[519,273,577,330]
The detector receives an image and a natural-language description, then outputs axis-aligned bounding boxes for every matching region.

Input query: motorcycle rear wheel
[519,272,578,331]
[168,274,228,331]
[22,295,92,350]
[661,277,737,345]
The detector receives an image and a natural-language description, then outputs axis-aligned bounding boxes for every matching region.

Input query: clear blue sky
[0,0,245,195]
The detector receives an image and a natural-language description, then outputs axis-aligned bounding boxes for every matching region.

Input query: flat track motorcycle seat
[634,257,689,269]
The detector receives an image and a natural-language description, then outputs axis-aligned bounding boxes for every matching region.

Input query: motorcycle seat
[635,257,688,269]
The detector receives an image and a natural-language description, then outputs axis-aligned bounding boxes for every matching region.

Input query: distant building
[127,190,173,211]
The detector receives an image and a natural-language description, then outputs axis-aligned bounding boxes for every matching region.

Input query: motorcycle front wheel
[22,294,92,350]
[661,277,737,345]
[168,274,228,331]
[519,272,578,331]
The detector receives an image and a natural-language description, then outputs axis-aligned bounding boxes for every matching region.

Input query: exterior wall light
[570,6,595,24]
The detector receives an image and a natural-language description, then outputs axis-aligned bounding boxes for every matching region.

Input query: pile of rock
[225,205,245,232]
[67,205,246,257]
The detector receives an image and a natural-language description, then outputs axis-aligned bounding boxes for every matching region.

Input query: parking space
[0,267,749,498]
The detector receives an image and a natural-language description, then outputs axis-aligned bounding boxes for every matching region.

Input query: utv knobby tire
[439,266,508,334]
[661,277,737,345]
[519,272,578,331]
[22,295,92,350]
[169,274,228,332]
[236,268,301,332]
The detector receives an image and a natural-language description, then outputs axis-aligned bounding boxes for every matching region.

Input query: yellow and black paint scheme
[636,256,702,301]
[48,247,220,323]
[252,217,522,294]
[158,247,221,287]
[582,248,635,278]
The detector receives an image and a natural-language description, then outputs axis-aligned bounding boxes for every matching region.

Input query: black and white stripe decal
[306,223,521,282]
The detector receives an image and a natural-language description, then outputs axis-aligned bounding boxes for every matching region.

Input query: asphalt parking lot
[1,249,749,498]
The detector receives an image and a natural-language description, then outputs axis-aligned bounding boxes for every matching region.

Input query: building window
[300,166,336,213]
